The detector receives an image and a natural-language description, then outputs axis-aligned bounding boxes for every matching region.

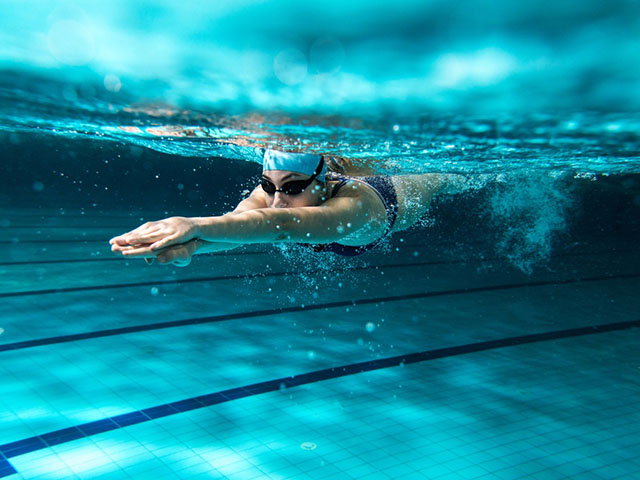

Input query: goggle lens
[261,179,309,195]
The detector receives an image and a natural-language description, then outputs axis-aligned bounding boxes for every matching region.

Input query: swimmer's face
[261,170,326,208]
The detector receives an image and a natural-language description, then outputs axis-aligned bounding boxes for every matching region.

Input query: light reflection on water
[1,88,638,176]
[0,1,638,174]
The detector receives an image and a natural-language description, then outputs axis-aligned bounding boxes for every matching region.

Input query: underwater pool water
[2,1,640,479]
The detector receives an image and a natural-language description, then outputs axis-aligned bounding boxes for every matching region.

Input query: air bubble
[104,74,121,92]
[274,48,307,85]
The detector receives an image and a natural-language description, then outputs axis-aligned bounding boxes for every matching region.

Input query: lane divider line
[1,273,639,353]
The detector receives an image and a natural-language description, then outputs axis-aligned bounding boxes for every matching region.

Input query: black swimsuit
[308,174,399,256]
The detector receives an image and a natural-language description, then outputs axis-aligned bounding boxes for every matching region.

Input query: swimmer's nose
[273,192,288,208]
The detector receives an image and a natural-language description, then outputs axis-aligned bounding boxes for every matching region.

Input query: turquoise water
[2,1,640,479]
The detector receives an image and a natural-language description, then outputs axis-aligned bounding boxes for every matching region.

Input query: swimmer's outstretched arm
[110,186,269,258]
[110,189,386,258]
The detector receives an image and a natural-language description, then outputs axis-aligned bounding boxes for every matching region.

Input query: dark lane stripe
[0,258,125,266]
[0,459,16,478]
[0,250,269,267]
[0,274,269,298]
[0,258,463,298]
[4,225,131,229]
[0,242,638,267]
[1,273,639,353]
[0,318,638,476]
[0,213,150,220]
[3,242,639,296]
[0,239,110,244]
[1,245,635,267]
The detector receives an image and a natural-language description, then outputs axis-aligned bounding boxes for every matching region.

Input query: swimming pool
[2,1,640,479]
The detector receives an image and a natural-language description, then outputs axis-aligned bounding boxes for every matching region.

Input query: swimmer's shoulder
[325,176,388,224]
[326,174,378,200]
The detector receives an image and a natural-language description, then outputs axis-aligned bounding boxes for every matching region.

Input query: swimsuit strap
[306,173,398,256]
[329,173,398,232]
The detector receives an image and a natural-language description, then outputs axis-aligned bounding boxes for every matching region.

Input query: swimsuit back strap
[329,174,398,232]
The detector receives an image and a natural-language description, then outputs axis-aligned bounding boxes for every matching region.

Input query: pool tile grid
[1,299,639,444]
[2,280,639,450]
[3,326,639,479]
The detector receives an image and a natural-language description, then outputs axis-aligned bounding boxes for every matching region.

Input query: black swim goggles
[261,157,325,195]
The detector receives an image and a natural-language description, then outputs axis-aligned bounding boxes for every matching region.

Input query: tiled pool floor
[1,210,639,479]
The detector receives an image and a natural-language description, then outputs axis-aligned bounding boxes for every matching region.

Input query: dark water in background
[1,0,639,271]
[3,129,639,275]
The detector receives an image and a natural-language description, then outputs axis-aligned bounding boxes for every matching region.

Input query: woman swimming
[109,149,454,266]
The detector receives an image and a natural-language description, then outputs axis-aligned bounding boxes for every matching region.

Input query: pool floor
[1,208,639,479]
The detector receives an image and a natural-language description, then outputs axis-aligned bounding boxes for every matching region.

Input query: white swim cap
[262,149,326,182]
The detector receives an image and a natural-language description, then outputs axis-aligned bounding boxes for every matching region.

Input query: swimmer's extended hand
[111,239,198,267]
[109,216,199,252]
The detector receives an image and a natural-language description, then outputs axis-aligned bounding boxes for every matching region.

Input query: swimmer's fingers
[111,241,138,252]
[110,223,154,241]
[149,234,182,251]
[110,223,162,246]
[111,242,152,254]
[110,234,133,246]
[123,230,170,246]
[112,217,196,247]
[115,227,169,246]
[117,244,158,257]
[113,244,184,265]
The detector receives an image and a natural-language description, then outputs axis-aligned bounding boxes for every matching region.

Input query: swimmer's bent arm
[192,194,385,245]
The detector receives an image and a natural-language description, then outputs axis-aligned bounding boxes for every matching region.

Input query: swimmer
[109,149,462,266]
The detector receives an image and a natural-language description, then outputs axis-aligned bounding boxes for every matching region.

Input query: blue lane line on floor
[0,272,286,298]
[1,272,639,353]
[0,250,269,266]
[0,318,638,478]
[2,244,634,268]
[0,256,460,297]
[0,239,108,244]
[5,225,128,229]
[0,459,16,477]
